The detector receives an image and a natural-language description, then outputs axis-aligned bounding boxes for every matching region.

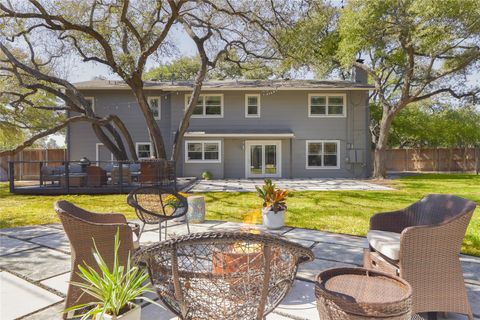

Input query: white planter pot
[96,303,141,320]
[262,208,286,230]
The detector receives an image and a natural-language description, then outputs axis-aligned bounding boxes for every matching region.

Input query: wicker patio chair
[134,231,314,320]
[54,200,140,319]
[363,194,476,319]
[127,186,190,241]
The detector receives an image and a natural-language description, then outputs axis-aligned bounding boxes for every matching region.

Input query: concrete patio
[0,221,478,320]
[186,178,394,192]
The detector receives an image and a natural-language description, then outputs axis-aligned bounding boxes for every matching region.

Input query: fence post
[119,162,123,193]
[39,161,43,186]
[64,161,70,193]
[8,161,15,193]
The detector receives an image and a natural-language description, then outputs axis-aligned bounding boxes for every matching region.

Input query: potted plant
[256,179,288,229]
[201,170,213,180]
[66,231,156,320]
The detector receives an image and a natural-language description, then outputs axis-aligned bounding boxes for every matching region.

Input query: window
[148,97,161,120]
[186,94,223,118]
[136,142,152,159]
[85,96,95,112]
[308,94,346,117]
[306,140,340,169]
[245,94,261,117]
[185,141,221,163]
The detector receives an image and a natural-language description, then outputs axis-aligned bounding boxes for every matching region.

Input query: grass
[1,173,479,256]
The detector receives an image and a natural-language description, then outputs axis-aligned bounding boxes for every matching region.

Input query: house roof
[73,79,373,91]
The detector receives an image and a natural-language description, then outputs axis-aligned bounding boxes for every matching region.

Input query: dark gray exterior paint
[68,88,371,178]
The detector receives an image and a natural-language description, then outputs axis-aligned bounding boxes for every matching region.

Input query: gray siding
[69,89,371,178]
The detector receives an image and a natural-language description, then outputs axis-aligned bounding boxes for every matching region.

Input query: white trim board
[184,132,294,138]
[95,143,114,163]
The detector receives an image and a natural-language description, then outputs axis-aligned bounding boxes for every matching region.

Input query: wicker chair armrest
[369,210,409,233]
[127,222,141,237]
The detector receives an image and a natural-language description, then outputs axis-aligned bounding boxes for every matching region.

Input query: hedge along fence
[386,148,480,173]
[0,149,66,181]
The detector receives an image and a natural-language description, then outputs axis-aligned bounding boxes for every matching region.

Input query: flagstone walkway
[0,221,478,320]
[186,178,394,192]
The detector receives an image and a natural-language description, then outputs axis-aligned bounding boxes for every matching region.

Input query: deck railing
[8,159,176,195]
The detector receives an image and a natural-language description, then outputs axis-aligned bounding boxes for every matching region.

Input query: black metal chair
[127,186,190,241]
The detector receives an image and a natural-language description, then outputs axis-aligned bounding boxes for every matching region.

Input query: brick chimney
[352,58,368,84]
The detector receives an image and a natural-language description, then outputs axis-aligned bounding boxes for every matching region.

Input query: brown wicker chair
[134,231,314,320]
[54,200,139,319]
[363,194,476,319]
[127,186,190,241]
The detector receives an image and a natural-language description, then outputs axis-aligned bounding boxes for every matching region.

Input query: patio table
[315,267,412,320]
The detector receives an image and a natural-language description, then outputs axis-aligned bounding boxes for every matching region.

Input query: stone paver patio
[1,221,478,320]
[186,178,393,192]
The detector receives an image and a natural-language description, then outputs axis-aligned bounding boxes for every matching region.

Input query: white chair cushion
[367,230,401,261]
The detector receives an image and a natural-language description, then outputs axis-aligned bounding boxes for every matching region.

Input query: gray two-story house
[70,73,373,179]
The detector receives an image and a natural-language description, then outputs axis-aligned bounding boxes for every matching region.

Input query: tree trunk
[129,75,167,159]
[373,110,394,179]
[171,61,208,161]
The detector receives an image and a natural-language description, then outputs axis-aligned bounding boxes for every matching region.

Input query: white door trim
[245,140,282,178]
[95,143,114,164]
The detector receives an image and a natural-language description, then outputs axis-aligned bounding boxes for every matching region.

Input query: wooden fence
[0,149,66,181]
[385,148,480,173]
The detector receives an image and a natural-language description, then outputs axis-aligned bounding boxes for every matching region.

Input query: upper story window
[186,94,223,118]
[185,140,221,163]
[85,97,95,112]
[148,97,161,120]
[136,142,152,159]
[308,94,346,117]
[306,140,340,169]
[245,94,261,117]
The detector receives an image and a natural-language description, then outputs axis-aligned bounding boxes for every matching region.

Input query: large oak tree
[0,0,306,161]
[281,0,480,178]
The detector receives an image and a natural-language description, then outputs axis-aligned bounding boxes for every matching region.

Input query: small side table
[315,267,412,320]
[187,195,206,223]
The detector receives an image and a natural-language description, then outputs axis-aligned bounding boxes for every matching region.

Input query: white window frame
[185,94,224,118]
[95,143,114,163]
[245,94,261,118]
[245,140,282,178]
[184,140,222,163]
[85,96,95,112]
[305,140,340,169]
[308,93,347,118]
[136,142,153,160]
[147,96,161,120]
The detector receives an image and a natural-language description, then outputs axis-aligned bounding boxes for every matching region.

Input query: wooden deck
[10,178,196,195]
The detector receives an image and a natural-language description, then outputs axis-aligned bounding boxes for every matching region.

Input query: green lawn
[1,173,479,256]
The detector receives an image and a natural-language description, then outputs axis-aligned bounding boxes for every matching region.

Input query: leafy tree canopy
[144,54,274,81]
[371,103,480,148]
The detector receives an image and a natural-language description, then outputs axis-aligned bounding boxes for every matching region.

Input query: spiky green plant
[255,179,288,213]
[66,230,156,319]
